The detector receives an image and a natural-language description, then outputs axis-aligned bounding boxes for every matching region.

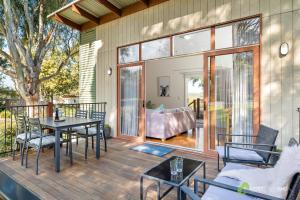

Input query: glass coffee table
[140,156,206,200]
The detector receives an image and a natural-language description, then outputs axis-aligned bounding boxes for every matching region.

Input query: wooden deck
[0,139,219,200]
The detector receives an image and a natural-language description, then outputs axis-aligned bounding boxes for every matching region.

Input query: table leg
[178,186,186,200]
[55,128,61,172]
[140,176,143,200]
[157,181,160,200]
[203,162,206,193]
[96,122,100,159]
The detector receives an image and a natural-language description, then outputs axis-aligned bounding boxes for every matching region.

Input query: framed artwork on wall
[158,76,170,97]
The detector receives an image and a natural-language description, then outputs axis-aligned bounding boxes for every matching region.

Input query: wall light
[107,67,112,76]
[280,42,289,57]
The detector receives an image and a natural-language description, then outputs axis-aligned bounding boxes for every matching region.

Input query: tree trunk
[23,93,40,117]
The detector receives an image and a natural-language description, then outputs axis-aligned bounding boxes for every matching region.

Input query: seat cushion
[16,132,40,141]
[202,163,255,200]
[62,126,86,132]
[29,136,61,147]
[77,127,102,136]
[216,146,264,162]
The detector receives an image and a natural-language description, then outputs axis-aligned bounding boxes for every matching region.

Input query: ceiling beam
[139,0,149,7]
[71,5,99,25]
[96,0,121,16]
[54,14,81,31]
[81,0,169,31]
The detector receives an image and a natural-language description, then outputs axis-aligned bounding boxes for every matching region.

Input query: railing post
[193,100,196,114]
[197,98,200,119]
[47,102,53,117]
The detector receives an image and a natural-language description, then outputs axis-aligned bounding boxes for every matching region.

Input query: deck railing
[0,102,106,156]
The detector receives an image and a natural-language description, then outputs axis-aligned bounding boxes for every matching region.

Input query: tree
[40,52,79,102]
[0,0,79,105]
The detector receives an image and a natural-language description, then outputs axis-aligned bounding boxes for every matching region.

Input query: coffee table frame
[140,156,206,200]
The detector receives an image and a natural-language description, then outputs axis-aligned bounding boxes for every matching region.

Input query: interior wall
[145,55,203,109]
[88,0,300,147]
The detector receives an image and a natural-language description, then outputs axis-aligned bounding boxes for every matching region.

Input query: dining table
[39,117,102,172]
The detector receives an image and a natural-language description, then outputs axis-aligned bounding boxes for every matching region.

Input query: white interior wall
[145,55,203,109]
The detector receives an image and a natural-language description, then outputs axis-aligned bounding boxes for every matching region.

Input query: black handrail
[0,102,106,156]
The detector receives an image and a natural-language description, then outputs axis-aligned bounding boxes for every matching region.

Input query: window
[118,44,139,64]
[173,29,211,55]
[141,38,170,60]
[215,17,260,49]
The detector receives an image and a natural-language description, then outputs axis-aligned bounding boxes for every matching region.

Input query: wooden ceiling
[48,0,169,31]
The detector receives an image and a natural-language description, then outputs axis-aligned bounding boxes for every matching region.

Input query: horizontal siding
[79,29,96,103]
[76,0,300,146]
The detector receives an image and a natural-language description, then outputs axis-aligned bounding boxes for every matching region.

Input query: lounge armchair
[216,124,279,171]
[181,140,300,200]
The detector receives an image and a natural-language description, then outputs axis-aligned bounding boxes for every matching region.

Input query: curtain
[120,66,141,136]
[214,52,253,144]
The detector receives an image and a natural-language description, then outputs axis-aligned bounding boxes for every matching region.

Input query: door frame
[117,61,145,142]
[203,45,260,154]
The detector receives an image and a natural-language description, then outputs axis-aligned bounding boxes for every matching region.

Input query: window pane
[215,17,260,49]
[142,38,170,60]
[119,44,139,64]
[174,29,211,55]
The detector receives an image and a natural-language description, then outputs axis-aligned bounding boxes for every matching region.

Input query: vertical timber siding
[77,0,300,146]
[79,29,96,103]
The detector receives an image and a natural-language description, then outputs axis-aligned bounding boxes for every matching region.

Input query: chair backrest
[287,173,300,200]
[288,138,299,147]
[75,110,88,119]
[28,118,43,138]
[15,114,27,135]
[255,125,279,162]
[90,111,105,130]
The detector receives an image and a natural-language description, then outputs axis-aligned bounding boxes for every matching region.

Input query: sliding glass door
[204,46,259,152]
[118,64,145,137]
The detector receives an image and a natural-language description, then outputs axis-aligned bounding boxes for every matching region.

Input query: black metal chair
[75,111,106,160]
[25,118,63,175]
[216,124,279,171]
[62,109,88,155]
[12,114,39,166]
[181,138,300,200]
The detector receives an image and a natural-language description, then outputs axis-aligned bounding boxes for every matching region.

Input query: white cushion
[202,163,255,200]
[16,132,40,140]
[29,135,61,147]
[219,146,300,199]
[77,127,102,135]
[62,126,85,132]
[216,146,264,162]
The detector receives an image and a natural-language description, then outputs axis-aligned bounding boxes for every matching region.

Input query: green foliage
[40,53,79,101]
[0,110,11,118]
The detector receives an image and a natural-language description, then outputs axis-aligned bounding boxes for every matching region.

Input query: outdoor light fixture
[280,42,289,56]
[107,67,112,76]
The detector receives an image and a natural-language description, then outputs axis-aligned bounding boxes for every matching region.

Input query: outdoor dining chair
[181,138,300,200]
[25,118,63,175]
[75,111,106,160]
[12,113,40,166]
[216,124,279,171]
[62,109,88,155]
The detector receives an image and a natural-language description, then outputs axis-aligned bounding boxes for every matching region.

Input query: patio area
[0,138,218,200]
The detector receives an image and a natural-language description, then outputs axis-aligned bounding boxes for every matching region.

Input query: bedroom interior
[145,55,204,150]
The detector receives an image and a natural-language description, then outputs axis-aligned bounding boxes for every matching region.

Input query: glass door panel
[120,65,144,137]
[207,52,254,150]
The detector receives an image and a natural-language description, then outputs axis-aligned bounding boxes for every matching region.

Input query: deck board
[0,139,219,200]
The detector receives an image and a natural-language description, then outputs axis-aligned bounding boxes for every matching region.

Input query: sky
[1,73,14,89]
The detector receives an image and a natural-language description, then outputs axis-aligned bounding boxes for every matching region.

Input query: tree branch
[0,49,13,63]
[24,0,34,48]
[0,65,16,79]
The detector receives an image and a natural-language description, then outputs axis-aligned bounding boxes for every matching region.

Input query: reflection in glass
[211,52,253,146]
[119,44,139,64]
[215,18,260,49]
[141,38,170,60]
[120,66,142,136]
[173,29,210,55]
